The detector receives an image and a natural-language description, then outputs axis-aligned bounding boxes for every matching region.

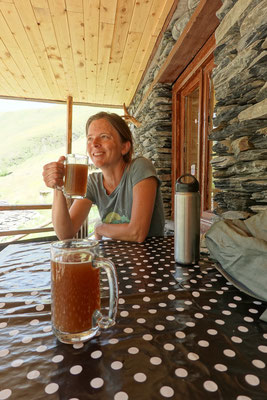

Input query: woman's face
[86,118,129,169]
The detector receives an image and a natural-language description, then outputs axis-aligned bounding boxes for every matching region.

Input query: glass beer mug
[50,239,119,344]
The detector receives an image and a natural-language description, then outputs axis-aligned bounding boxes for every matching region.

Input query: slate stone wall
[211,0,267,217]
[130,0,267,220]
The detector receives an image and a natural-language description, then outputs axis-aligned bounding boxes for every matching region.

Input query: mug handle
[93,257,119,329]
[55,159,66,193]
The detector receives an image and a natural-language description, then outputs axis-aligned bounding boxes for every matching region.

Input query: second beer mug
[50,239,119,344]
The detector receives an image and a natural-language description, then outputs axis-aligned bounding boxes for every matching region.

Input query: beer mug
[50,239,119,344]
[57,154,89,199]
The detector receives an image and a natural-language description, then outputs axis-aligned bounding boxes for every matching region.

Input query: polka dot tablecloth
[0,237,267,400]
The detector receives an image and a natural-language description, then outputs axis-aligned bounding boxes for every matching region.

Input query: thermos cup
[174,174,200,265]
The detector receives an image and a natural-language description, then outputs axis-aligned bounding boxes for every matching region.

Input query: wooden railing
[0,204,100,242]
[0,204,54,239]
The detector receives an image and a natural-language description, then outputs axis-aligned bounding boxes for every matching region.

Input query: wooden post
[66,96,73,154]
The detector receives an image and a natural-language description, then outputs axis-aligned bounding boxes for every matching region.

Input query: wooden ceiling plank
[110,0,134,63]
[65,0,83,13]
[112,31,142,105]
[32,3,69,101]
[6,0,60,99]
[48,0,78,100]
[99,0,117,24]
[0,6,48,98]
[83,0,100,103]
[95,22,114,104]
[0,39,34,95]
[103,61,120,105]
[128,0,153,33]
[123,0,175,105]
[0,62,20,95]
[67,10,87,102]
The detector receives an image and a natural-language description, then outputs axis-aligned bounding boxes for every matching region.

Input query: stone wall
[130,0,267,220]
[129,0,200,219]
[211,0,267,217]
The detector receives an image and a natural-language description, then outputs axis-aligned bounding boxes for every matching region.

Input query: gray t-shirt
[86,157,165,237]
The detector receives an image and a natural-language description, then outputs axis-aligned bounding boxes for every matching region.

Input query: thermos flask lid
[175,174,199,193]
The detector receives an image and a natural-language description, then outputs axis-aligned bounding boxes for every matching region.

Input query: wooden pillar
[66,96,73,154]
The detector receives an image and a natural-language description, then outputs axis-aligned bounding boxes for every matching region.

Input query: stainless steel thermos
[174,174,200,265]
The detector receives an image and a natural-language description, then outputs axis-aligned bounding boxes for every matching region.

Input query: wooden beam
[0,227,54,237]
[0,205,51,211]
[135,0,222,114]
[66,95,73,154]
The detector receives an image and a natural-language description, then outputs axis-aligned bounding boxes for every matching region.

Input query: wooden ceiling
[0,0,176,108]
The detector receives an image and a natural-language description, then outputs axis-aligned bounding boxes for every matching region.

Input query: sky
[0,99,55,113]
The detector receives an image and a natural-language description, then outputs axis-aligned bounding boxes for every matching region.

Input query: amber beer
[51,258,100,333]
[64,163,88,198]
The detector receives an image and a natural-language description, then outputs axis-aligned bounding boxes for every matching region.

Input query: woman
[43,112,165,242]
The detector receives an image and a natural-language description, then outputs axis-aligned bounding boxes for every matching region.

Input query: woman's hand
[42,156,65,189]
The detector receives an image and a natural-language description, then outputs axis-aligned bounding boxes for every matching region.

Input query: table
[0,237,267,400]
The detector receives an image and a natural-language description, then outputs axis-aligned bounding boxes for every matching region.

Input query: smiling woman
[42,111,165,243]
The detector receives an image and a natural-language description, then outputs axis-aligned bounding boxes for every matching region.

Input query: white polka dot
[236,396,251,400]
[203,380,218,392]
[185,322,195,327]
[192,291,200,297]
[155,324,165,331]
[244,316,254,323]
[37,345,47,353]
[137,318,146,324]
[36,304,44,311]
[27,370,40,380]
[119,298,125,304]
[52,355,64,363]
[43,325,52,333]
[5,293,13,298]
[175,331,185,339]
[143,334,153,341]
[249,308,258,314]
[164,343,175,351]
[0,349,9,357]
[234,296,242,301]
[91,350,102,359]
[194,313,204,319]
[45,383,59,394]
[160,386,174,398]
[176,307,185,312]
[132,304,140,309]
[215,319,225,325]
[148,309,157,314]
[70,365,83,375]
[209,298,217,303]
[168,294,175,300]
[73,342,84,349]
[159,303,167,307]
[22,336,32,344]
[222,310,231,315]
[214,364,227,372]
[114,392,128,400]
[238,325,248,333]
[124,327,133,334]
[109,338,119,345]
[0,322,7,328]
[0,303,5,309]
[223,349,236,357]
[120,311,129,317]
[11,359,23,367]
[175,368,188,378]
[263,333,267,339]
[245,374,260,386]
[128,347,139,354]
[228,303,237,308]
[198,340,209,347]
[252,359,266,369]
[30,319,39,326]
[134,373,147,382]
[0,389,12,399]
[231,336,242,344]
[111,361,123,370]
[143,296,151,302]
[202,305,211,311]
[90,377,104,389]
[9,329,19,337]
[258,345,267,353]
[166,315,175,321]
[207,329,217,335]
[187,352,199,361]
[150,357,162,365]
